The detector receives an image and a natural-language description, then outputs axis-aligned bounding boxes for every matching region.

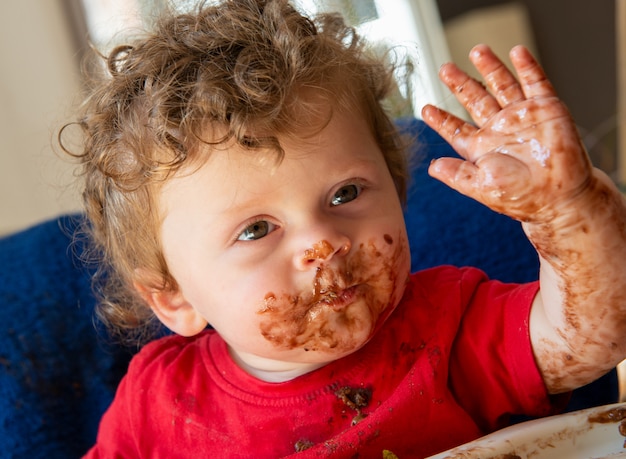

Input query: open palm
[422,45,592,223]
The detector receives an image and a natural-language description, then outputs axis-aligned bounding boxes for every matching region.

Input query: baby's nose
[296,239,351,270]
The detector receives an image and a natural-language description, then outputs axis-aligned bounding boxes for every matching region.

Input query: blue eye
[331,184,361,206]
[237,220,275,241]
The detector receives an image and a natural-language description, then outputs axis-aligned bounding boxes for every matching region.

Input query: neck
[228,347,327,383]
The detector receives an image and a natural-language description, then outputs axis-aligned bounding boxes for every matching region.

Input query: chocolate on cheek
[257,233,408,354]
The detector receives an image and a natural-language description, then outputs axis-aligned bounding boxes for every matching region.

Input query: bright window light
[81,0,462,118]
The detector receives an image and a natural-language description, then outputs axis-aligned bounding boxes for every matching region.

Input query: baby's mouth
[313,285,359,311]
[309,264,359,311]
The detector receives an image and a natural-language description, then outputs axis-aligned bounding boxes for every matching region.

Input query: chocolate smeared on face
[303,240,334,263]
[257,233,408,354]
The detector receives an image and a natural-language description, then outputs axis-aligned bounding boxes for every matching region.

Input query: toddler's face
[156,109,410,373]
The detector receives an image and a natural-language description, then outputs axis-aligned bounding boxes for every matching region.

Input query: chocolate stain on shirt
[335,386,372,426]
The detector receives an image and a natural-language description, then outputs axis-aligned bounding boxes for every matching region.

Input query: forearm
[526,168,626,393]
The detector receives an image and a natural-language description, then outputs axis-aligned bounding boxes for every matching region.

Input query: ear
[134,280,208,337]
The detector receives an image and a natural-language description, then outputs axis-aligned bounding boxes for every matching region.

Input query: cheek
[174,265,265,334]
[256,231,410,354]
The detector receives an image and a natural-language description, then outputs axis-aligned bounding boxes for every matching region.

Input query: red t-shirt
[84,266,560,458]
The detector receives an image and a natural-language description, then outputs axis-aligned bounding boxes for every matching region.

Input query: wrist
[522,169,624,267]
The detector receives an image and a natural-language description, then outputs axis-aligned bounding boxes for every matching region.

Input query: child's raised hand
[421,44,592,223]
[423,45,626,393]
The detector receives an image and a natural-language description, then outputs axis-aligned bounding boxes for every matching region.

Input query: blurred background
[0,0,619,235]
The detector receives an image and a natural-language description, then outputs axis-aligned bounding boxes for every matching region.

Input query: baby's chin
[230,303,400,382]
[282,301,400,364]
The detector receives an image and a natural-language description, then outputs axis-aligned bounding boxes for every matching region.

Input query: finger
[438,63,501,126]
[429,153,534,218]
[509,45,557,99]
[469,44,525,107]
[428,156,482,200]
[421,104,474,159]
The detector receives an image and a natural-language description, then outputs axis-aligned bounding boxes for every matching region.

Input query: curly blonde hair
[62,0,410,345]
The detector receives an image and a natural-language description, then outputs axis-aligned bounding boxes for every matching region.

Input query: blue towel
[0,214,131,457]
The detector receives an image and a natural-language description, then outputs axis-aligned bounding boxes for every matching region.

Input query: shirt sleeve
[82,356,144,458]
[82,334,189,458]
[81,374,137,457]
[447,267,567,432]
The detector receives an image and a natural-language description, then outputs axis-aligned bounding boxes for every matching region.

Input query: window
[79,0,461,118]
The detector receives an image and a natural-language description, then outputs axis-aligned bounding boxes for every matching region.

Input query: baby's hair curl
[60,0,411,346]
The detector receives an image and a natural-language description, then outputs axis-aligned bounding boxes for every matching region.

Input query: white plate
[426,402,626,459]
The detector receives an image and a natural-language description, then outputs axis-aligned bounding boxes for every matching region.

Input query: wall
[0,0,82,235]
[437,0,617,176]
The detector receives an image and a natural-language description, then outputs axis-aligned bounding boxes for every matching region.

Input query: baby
[69,0,626,457]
